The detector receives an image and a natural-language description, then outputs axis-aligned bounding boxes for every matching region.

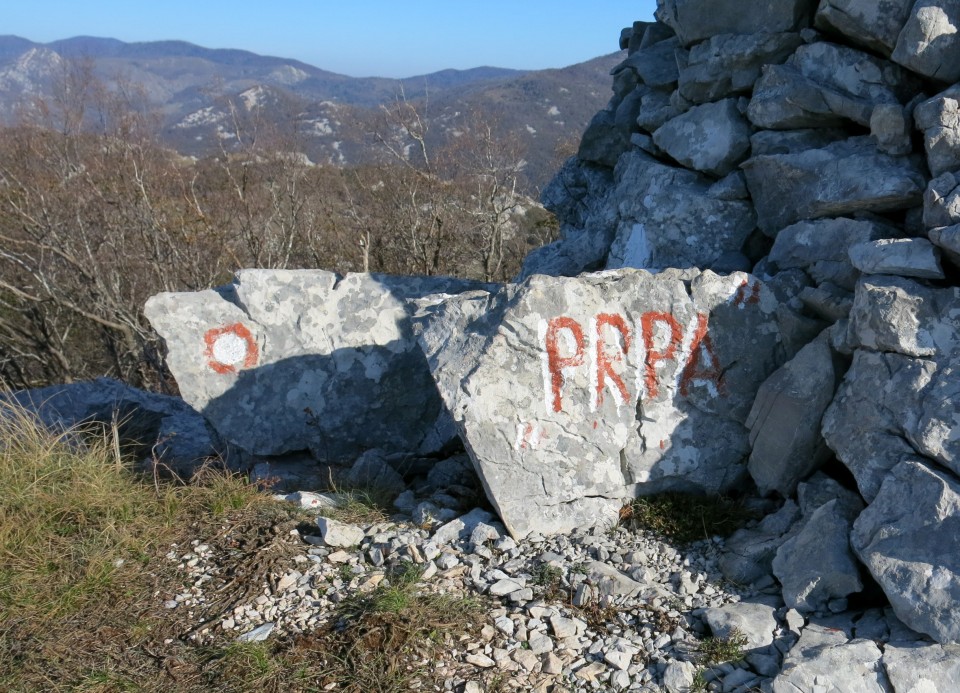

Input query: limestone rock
[747,42,919,130]
[344,450,406,498]
[772,624,889,692]
[719,500,801,585]
[578,109,631,168]
[316,517,365,548]
[929,224,960,265]
[3,378,221,474]
[606,150,756,270]
[815,0,914,56]
[678,32,803,104]
[773,499,864,612]
[914,86,960,177]
[656,0,816,46]
[652,98,752,177]
[742,136,926,235]
[750,127,847,156]
[848,237,944,279]
[746,331,841,497]
[768,217,897,288]
[870,102,913,156]
[419,269,783,538]
[617,37,683,89]
[852,459,960,642]
[636,88,685,134]
[924,171,960,228]
[883,642,960,690]
[892,0,960,83]
[145,269,489,460]
[702,599,779,649]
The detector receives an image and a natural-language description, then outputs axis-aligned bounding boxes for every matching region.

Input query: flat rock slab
[418,269,783,539]
[145,269,490,460]
[815,0,914,56]
[742,136,927,236]
[656,0,815,46]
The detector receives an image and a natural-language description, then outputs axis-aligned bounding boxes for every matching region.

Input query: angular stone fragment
[417,270,782,538]
[747,42,918,130]
[742,136,926,235]
[652,98,752,176]
[892,0,960,83]
[606,151,756,270]
[848,237,944,279]
[678,32,803,104]
[656,0,816,46]
[636,88,684,133]
[746,331,841,496]
[929,224,960,265]
[815,0,914,55]
[914,85,960,177]
[768,217,897,287]
[749,128,847,156]
[924,171,960,228]
[702,599,779,649]
[616,37,683,89]
[870,102,912,156]
[145,269,489,460]
[316,517,364,548]
[344,449,406,498]
[719,500,801,585]
[578,109,631,168]
[852,459,960,642]
[2,378,221,474]
[773,499,864,612]
[771,624,889,692]
[883,641,960,689]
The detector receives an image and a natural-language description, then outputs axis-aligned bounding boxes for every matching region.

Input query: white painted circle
[211,332,248,365]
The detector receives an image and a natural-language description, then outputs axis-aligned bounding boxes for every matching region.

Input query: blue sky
[5,1,659,78]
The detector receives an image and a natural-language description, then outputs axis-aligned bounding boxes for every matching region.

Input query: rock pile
[12,0,960,687]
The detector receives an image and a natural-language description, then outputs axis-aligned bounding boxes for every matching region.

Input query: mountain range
[0,35,624,189]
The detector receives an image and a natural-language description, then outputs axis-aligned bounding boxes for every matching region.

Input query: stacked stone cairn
[14,0,960,688]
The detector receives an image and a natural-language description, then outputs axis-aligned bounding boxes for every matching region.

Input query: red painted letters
[545,316,585,413]
[641,311,684,399]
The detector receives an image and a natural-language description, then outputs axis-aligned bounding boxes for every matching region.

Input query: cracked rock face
[145,269,490,461]
[418,269,783,539]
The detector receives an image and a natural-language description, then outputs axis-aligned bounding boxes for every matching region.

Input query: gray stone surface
[929,224,960,265]
[871,102,912,156]
[617,37,683,89]
[773,499,864,612]
[418,269,783,538]
[636,88,685,133]
[316,517,365,548]
[719,500,801,585]
[848,237,944,279]
[852,459,960,642]
[815,0,914,55]
[768,217,896,288]
[924,171,960,228]
[606,150,757,270]
[3,377,221,474]
[662,660,697,693]
[746,331,841,497]
[702,599,779,649]
[656,0,815,46]
[883,641,960,690]
[652,98,752,176]
[747,42,918,130]
[145,269,489,461]
[344,449,406,498]
[577,109,631,168]
[772,624,889,692]
[914,85,960,178]
[892,0,960,83]
[742,136,926,236]
[678,32,802,104]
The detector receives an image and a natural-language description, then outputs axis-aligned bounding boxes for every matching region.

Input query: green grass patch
[697,628,748,666]
[621,492,756,544]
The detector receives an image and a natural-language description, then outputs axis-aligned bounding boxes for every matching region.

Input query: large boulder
[914,85,960,178]
[417,269,784,538]
[815,0,915,56]
[892,0,960,83]
[652,98,752,176]
[678,32,803,105]
[606,150,756,270]
[742,136,927,236]
[747,42,919,130]
[746,331,842,496]
[823,276,960,500]
[655,0,816,46]
[145,269,490,461]
[771,623,889,692]
[2,378,221,474]
[852,459,960,642]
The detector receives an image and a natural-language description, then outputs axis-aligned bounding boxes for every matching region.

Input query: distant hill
[0,35,624,189]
